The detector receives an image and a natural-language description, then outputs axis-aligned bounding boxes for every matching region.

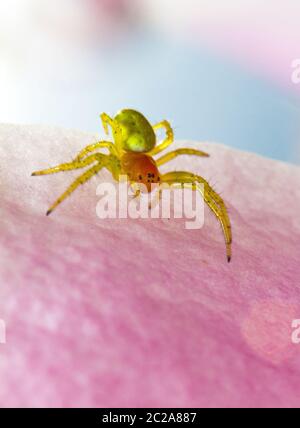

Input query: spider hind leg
[161,171,232,262]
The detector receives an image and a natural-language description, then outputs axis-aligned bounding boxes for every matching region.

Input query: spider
[32,109,232,262]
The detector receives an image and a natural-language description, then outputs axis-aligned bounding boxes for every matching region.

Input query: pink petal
[0,124,299,407]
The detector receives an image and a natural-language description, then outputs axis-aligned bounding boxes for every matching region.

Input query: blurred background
[0,0,300,163]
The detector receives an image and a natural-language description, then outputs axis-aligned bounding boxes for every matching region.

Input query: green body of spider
[114,109,156,153]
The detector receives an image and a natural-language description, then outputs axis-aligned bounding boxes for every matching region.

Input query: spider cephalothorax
[32,109,232,262]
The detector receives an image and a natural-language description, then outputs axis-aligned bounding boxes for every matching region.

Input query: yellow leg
[161,171,232,262]
[156,148,209,166]
[32,153,107,176]
[100,112,115,135]
[130,183,141,200]
[148,120,174,156]
[148,187,162,210]
[45,159,109,216]
[100,112,122,151]
[74,140,118,161]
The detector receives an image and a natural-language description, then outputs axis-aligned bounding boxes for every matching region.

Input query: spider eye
[138,174,142,180]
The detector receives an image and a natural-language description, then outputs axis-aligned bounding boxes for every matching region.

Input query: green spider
[32,109,232,261]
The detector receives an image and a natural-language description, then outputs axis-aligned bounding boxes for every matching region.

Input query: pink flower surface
[0,124,300,407]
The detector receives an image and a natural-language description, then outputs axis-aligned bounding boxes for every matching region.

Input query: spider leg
[130,183,141,200]
[31,153,107,176]
[156,148,209,166]
[160,171,232,262]
[100,112,115,135]
[148,187,162,210]
[45,155,110,216]
[74,140,118,161]
[100,112,122,151]
[148,120,174,156]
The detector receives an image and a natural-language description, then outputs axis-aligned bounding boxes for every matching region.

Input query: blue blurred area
[18,31,300,164]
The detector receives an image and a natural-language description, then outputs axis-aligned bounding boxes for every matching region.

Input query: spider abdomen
[121,152,160,192]
[114,109,156,153]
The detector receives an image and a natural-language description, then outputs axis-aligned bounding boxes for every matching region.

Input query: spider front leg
[129,182,141,200]
[148,120,174,156]
[129,183,161,211]
[46,163,107,216]
[161,171,232,262]
[156,148,209,166]
[148,187,162,210]
[32,153,111,215]
[31,153,106,176]
[100,112,122,149]
[74,140,118,162]
[100,112,115,135]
